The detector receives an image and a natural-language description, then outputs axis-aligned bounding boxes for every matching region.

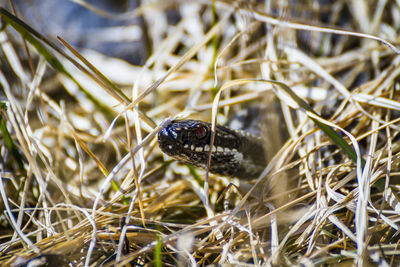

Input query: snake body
[158,120,266,179]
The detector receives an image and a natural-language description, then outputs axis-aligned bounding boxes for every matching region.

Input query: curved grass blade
[0,102,24,170]
[0,7,114,118]
[268,80,384,191]
[57,36,131,104]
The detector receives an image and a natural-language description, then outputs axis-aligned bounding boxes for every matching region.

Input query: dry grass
[1,0,400,266]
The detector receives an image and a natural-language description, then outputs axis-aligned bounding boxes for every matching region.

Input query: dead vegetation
[1,0,400,266]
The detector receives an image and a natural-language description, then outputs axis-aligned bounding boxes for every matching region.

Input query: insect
[158,119,267,179]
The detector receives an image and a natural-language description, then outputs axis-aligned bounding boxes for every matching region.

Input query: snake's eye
[195,126,207,139]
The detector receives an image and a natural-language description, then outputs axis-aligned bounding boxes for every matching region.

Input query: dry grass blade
[1,1,400,266]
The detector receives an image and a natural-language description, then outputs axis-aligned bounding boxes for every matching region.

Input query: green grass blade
[0,102,24,170]
[268,80,384,191]
[154,233,162,267]
[0,7,114,118]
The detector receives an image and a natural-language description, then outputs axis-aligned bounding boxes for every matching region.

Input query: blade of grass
[1,8,157,130]
[0,8,136,196]
[215,78,383,190]
[154,233,162,267]
[57,36,131,104]
[267,79,384,191]
[0,102,24,170]
[0,7,114,118]
[217,0,400,54]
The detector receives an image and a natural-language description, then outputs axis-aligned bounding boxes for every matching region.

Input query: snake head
[158,119,265,179]
[158,120,211,160]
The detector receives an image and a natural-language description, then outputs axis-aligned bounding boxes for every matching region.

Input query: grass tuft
[1,1,400,265]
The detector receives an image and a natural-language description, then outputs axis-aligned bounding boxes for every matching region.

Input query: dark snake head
[158,119,266,179]
[158,120,213,162]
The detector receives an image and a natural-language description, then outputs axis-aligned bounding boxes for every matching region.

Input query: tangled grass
[1,0,400,266]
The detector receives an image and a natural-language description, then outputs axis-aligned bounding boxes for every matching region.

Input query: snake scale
[158,119,267,179]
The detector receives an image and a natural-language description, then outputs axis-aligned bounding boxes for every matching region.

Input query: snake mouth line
[158,119,267,179]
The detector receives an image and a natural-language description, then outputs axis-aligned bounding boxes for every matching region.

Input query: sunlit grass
[1,1,400,265]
